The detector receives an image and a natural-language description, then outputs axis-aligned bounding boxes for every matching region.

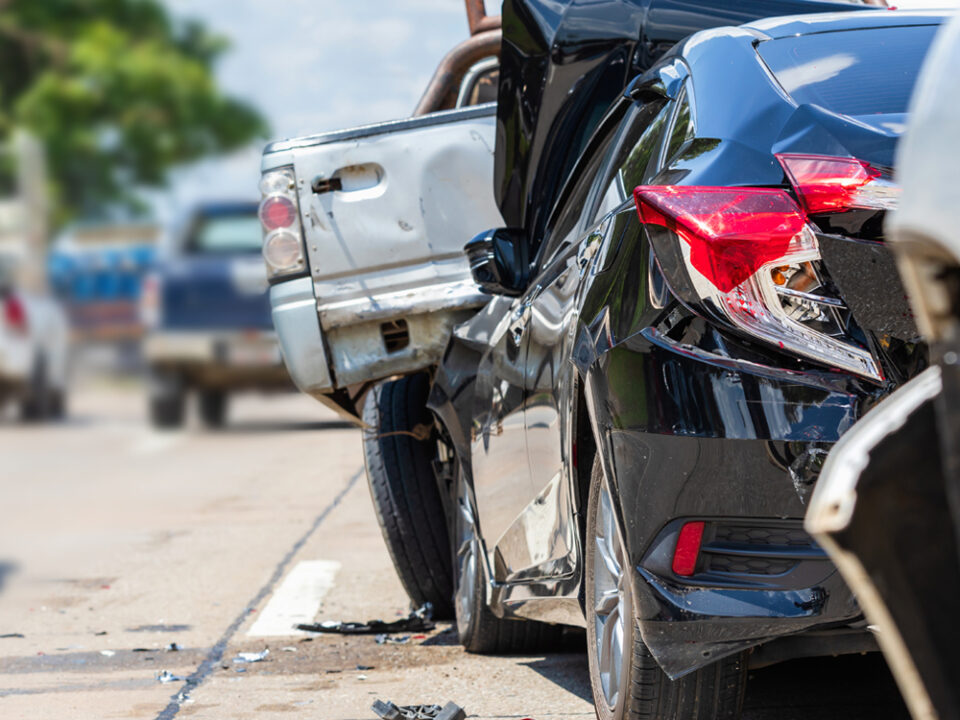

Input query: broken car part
[372,700,466,720]
[296,604,434,636]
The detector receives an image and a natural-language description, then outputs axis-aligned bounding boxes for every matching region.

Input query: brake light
[258,167,307,281]
[672,521,704,577]
[635,185,883,381]
[776,154,899,214]
[3,295,27,334]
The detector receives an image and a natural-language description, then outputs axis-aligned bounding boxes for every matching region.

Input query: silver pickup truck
[259,66,501,422]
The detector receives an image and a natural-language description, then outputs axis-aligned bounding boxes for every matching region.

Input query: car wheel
[198,389,228,428]
[362,373,455,619]
[47,388,66,420]
[585,457,747,720]
[452,460,563,653]
[149,370,186,429]
[19,355,51,422]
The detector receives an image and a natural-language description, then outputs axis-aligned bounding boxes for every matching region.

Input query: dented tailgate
[261,104,502,405]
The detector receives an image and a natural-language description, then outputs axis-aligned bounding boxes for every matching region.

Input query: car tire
[47,388,67,420]
[198,389,228,428]
[452,459,564,654]
[20,355,51,422]
[362,373,455,620]
[149,370,186,429]
[585,457,748,720]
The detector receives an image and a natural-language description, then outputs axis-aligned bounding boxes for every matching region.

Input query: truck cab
[143,202,289,428]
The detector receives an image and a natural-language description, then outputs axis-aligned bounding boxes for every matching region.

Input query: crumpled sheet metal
[296,603,435,636]
[372,700,466,720]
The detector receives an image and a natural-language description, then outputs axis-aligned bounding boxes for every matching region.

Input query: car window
[188,213,262,254]
[591,98,672,223]
[536,114,622,271]
[662,84,695,167]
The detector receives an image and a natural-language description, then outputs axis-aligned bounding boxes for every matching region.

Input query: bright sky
[152,0,480,220]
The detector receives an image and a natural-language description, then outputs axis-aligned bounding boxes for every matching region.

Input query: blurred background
[0,0,487,426]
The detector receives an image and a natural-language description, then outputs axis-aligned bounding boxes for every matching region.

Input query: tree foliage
[0,0,268,223]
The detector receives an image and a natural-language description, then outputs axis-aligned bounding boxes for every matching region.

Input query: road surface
[0,383,910,719]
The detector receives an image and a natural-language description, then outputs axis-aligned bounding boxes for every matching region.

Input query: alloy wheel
[454,473,479,636]
[593,480,627,710]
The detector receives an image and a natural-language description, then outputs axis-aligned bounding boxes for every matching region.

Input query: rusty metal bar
[413,29,501,116]
[464,0,501,35]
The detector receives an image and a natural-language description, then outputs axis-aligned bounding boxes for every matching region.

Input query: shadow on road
[204,419,358,434]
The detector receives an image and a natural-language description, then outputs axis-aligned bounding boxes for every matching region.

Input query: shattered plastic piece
[281,646,297,652]
[376,634,410,645]
[357,664,374,671]
[233,649,269,663]
[371,700,466,720]
[297,603,434,635]
[0,633,25,639]
[166,643,180,652]
[156,670,183,684]
[94,631,108,636]
[100,650,116,657]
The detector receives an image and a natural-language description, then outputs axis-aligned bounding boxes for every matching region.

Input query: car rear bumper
[585,326,882,677]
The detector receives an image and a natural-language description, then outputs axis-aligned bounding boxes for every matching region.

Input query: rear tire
[149,370,186,429]
[20,355,52,422]
[453,460,564,653]
[362,373,455,619]
[585,457,748,720]
[198,389,228,428]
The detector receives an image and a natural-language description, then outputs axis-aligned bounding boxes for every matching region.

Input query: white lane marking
[247,559,340,637]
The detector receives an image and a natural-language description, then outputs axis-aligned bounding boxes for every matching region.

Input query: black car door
[516,94,678,582]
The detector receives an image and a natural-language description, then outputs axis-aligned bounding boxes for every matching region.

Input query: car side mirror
[464,228,529,297]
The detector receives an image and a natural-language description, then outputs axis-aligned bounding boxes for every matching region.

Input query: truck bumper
[270,275,487,396]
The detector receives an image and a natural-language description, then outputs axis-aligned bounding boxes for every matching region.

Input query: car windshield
[757,24,939,118]
[188,213,262,254]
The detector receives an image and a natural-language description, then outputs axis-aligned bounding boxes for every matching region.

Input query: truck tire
[20,355,52,422]
[198,389,228,428]
[149,370,186,429]
[362,373,455,620]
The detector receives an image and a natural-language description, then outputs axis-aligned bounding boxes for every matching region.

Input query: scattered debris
[94,631,108,636]
[0,633,24,639]
[166,642,180,652]
[297,603,434,636]
[376,634,410,645]
[156,670,184,684]
[127,624,191,633]
[281,646,297,653]
[132,648,152,652]
[100,650,116,657]
[372,700,466,720]
[233,649,269,663]
[357,664,374,671]
[358,674,368,681]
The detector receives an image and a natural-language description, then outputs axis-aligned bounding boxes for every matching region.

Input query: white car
[0,283,69,420]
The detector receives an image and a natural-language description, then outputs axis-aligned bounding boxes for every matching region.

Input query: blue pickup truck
[142,202,290,428]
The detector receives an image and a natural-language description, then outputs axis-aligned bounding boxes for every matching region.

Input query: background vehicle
[807,13,960,720]
[371,10,943,720]
[143,202,289,428]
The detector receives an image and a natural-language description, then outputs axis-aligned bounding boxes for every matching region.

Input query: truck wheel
[149,370,186,429]
[453,460,563,653]
[585,457,748,720]
[362,373,455,620]
[198,389,228,428]
[20,355,51,422]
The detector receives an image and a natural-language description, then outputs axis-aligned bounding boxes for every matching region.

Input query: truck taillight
[635,185,883,381]
[259,167,307,281]
[3,294,27,334]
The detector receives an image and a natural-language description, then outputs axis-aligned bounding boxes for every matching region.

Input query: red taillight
[634,186,806,293]
[776,153,884,215]
[3,295,27,334]
[259,195,297,231]
[672,521,705,577]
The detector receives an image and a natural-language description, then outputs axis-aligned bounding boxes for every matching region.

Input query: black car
[364,9,943,720]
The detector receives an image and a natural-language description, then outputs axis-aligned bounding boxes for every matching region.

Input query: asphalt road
[0,383,911,720]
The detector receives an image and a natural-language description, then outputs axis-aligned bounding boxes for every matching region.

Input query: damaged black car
[363,8,944,720]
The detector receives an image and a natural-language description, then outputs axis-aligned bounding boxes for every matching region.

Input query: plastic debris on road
[376,634,410,645]
[99,650,116,657]
[233,649,269,663]
[156,670,184,683]
[371,700,466,720]
[296,603,435,635]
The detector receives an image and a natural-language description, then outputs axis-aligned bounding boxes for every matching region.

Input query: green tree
[0,0,267,224]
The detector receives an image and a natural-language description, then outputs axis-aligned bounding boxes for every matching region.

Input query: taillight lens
[635,185,883,381]
[776,154,899,214]
[259,167,307,280]
[3,294,27,334]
